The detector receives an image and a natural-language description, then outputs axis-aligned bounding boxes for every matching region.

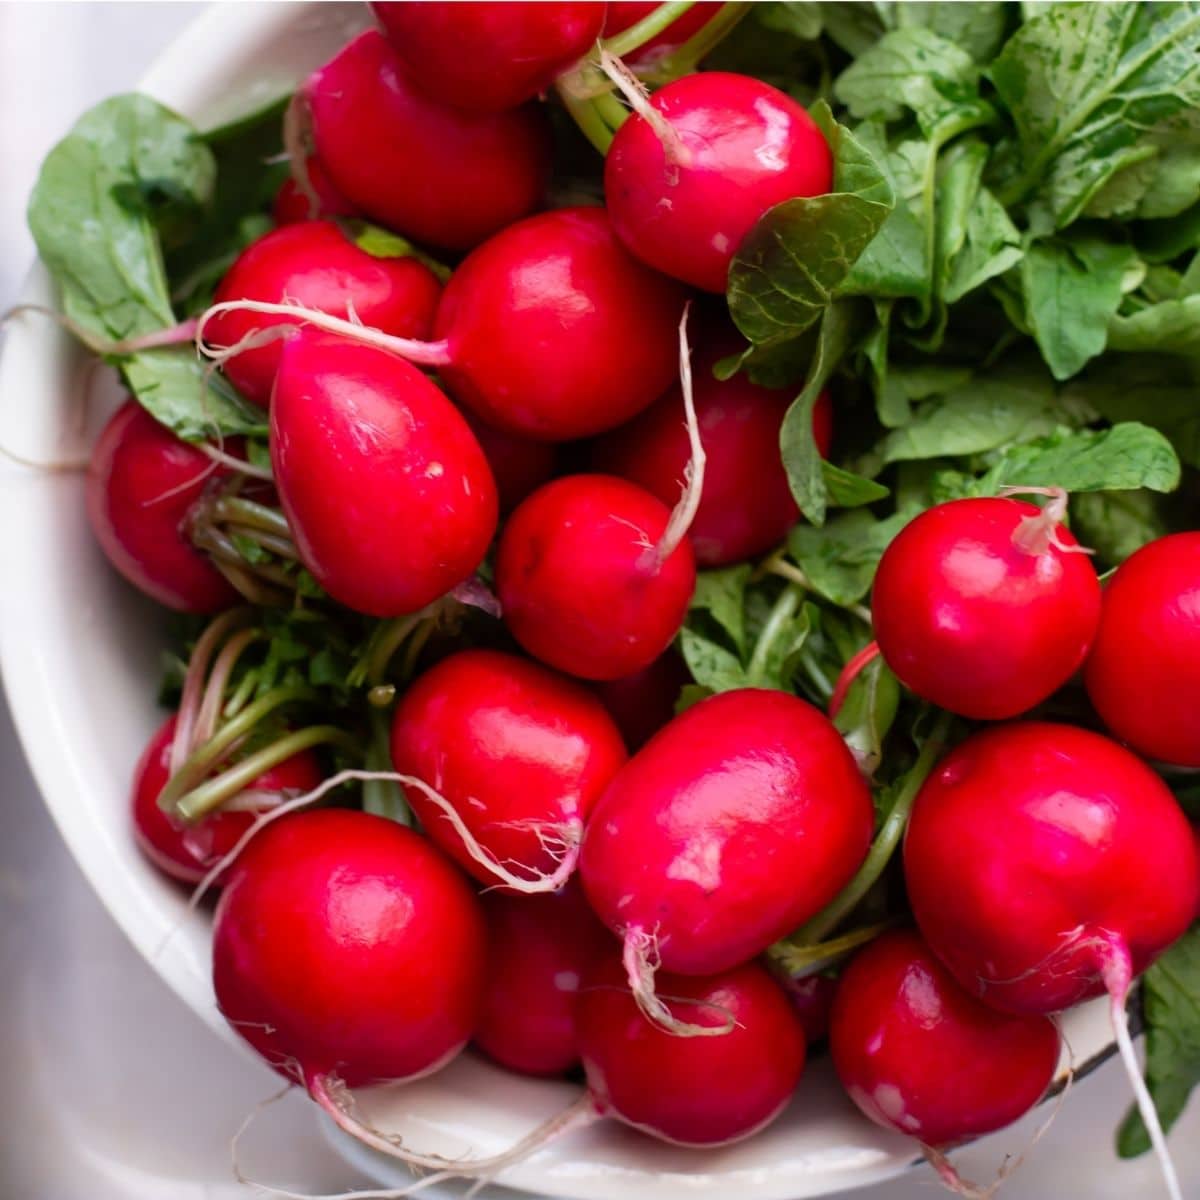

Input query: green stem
[765,557,813,592]
[222,669,258,721]
[158,683,316,813]
[223,524,299,561]
[360,708,411,825]
[746,586,800,686]
[768,918,899,979]
[174,725,360,822]
[799,648,834,699]
[601,0,698,58]
[639,1,754,80]
[399,618,435,682]
[794,710,953,945]
[592,88,633,135]
[556,84,616,155]
[211,496,292,540]
[356,608,433,689]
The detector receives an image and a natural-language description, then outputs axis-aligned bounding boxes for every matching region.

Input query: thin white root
[1103,943,1183,1200]
[195,301,452,368]
[396,772,583,892]
[282,92,321,221]
[597,47,692,171]
[1,303,198,356]
[999,485,1095,557]
[622,926,737,1038]
[648,302,704,571]
[196,441,275,482]
[921,1145,1005,1200]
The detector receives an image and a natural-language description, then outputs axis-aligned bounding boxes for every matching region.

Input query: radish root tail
[597,47,691,172]
[282,92,321,221]
[1102,938,1183,1200]
[622,926,737,1038]
[647,301,704,571]
[1000,485,1095,558]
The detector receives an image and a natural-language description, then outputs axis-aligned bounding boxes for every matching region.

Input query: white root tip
[647,302,704,571]
[1103,942,1184,1200]
[999,484,1095,558]
[597,47,691,170]
[194,300,451,369]
[622,926,736,1038]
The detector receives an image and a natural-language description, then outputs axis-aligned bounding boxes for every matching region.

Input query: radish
[604,71,833,292]
[830,929,1060,1149]
[783,973,837,1045]
[131,712,322,886]
[602,2,724,65]
[269,332,497,617]
[199,208,687,443]
[213,809,485,1125]
[591,647,690,750]
[432,207,687,440]
[1085,532,1200,767]
[592,333,834,566]
[205,220,442,408]
[871,494,1101,720]
[372,2,605,113]
[576,953,806,1145]
[495,474,696,680]
[580,688,873,1033]
[389,648,628,889]
[461,410,559,513]
[905,721,1200,1200]
[303,31,550,251]
[475,882,614,1076]
[86,400,237,613]
[272,156,357,225]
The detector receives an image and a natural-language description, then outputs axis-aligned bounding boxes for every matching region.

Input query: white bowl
[0,5,1116,1198]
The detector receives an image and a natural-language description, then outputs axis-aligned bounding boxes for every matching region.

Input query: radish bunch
[37,2,1200,1198]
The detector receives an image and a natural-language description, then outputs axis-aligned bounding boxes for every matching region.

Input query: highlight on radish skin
[389,648,628,889]
[904,722,1200,1200]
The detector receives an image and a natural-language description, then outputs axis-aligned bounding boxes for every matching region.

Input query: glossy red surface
[213,810,486,1087]
[390,648,627,887]
[372,2,605,112]
[270,333,497,616]
[605,72,833,292]
[591,647,690,751]
[306,31,550,250]
[872,497,1101,720]
[271,156,358,225]
[580,688,874,974]
[1085,532,1200,766]
[461,410,559,513]
[207,220,441,408]
[577,955,806,1146]
[131,713,323,886]
[495,474,696,681]
[436,208,688,441]
[904,722,1200,1014]
[602,2,723,64]
[592,337,833,565]
[475,882,614,1076]
[830,930,1060,1146]
[85,401,236,613]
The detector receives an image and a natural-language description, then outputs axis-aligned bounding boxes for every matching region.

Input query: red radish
[1085,532,1200,767]
[131,713,322,886]
[389,648,628,889]
[462,410,559,513]
[581,688,873,1032]
[602,2,724,64]
[305,31,550,250]
[591,647,690,750]
[372,2,605,113]
[871,495,1101,720]
[272,156,357,225]
[269,332,497,617]
[495,474,696,680]
[199,208,687,443]
[434,207,688,440]
[784,973,838,1045]
[86,400,236,613]
[593,338,834,565]
[213,809,485,1115]
[576,954,806,1145]
[604,71,833,292]
[205,220,441,408]
[475,882,614,1076]
[830,930,1060,1147]
[905,722,1200,1200]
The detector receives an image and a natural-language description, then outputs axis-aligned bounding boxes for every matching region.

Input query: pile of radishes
[29,2,1200,1196]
